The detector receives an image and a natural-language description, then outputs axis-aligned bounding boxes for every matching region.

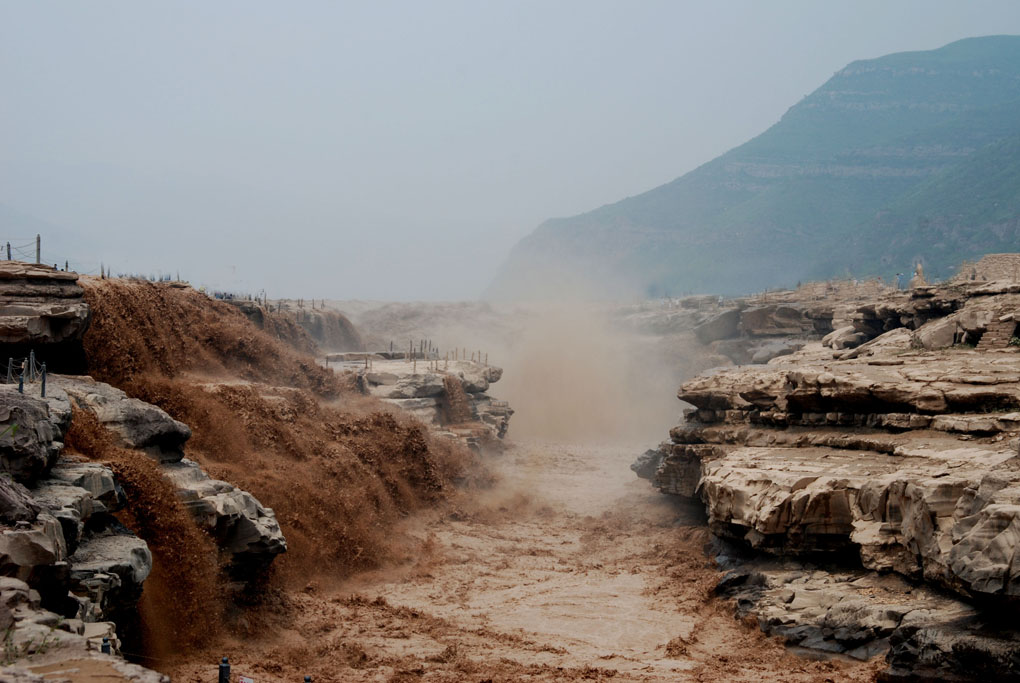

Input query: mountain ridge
[488,35,1020,299]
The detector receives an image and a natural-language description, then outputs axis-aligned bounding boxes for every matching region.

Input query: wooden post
[5,243,9,260]
[35,234,40,264]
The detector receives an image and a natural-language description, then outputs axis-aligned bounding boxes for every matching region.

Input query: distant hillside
[489,36,1020,298]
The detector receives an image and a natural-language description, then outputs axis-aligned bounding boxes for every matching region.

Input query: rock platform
[345,358,513,450]
[637,278,1020,679]
[0,262,91,373]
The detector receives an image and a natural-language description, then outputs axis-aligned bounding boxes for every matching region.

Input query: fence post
[28,351,34,382]
[35,234,40,264]
[18,374,23,394]
[5,242,9,260]
[218,657,230,683]
[40,363,46,398]
[101,636,110,654]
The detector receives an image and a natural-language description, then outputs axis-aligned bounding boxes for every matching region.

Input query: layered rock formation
[0,576,166,682]
[0,262,91,373]
[637,278,1020,679]
[1,371,287,674]
[59,376,287,577]
[490,36,1020,299]
[0,384,151,665]
[352,358,513,449]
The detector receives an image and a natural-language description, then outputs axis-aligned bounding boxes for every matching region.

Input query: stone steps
[976,319,1016,350]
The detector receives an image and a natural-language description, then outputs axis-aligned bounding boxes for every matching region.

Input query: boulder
[822,325,867,350]
[161,459,286,576]
[740,305,815,337]
[630,449,663,480]
[0,476,41,524]
[914,316,959,350]
[694,308,740,343]
[712,338,755,365]
[0,387,72,483]
[46,460,123,512]
[750,339,804,364]
[69,529,152,611]
[58,377,190,461]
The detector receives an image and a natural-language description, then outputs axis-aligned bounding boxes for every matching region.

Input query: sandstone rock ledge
[1,386,153,672]
[0,262,91,373]
[663,342,1020,600]
[58,376,288,576]
[638,282,1020,679]
[355,359,513,450]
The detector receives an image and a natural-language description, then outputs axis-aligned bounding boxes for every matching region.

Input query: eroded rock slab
[639,281,1020,678]
[0,386,73,483]
[62,376,288,576]
[0,263,90,346]
[357,359,512,448]
[713,548,1020,681]
[59,377,190,461]
[161,458,286,576]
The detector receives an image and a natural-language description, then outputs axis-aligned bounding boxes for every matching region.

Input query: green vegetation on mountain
[489,36,1020,298]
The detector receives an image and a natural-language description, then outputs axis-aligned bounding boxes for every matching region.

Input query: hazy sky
[3,2,1020,299]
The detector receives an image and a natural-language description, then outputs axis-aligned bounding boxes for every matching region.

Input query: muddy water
[353,440,703,679]
[172,440,880,682]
